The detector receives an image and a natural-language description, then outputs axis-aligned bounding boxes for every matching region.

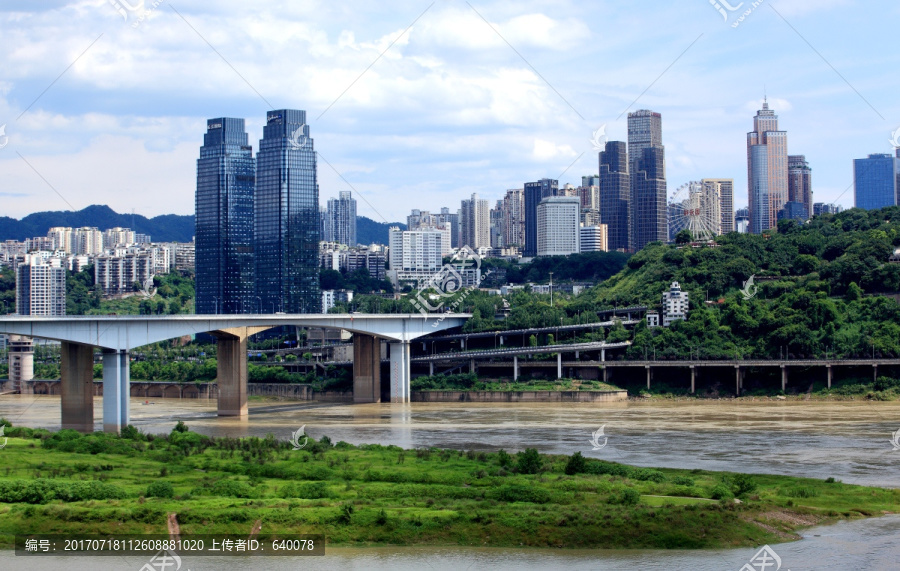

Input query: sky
[0,0,899,223]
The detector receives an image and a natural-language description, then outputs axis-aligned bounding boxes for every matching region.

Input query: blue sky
[1,0,898,223]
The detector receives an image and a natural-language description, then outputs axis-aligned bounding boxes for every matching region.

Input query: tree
[675,229,693,244]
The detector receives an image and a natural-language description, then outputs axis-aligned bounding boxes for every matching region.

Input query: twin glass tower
[195,110,320,315]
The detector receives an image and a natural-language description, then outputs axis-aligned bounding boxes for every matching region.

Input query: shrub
[172,421,189,433]
[632,469,666,483]
[672,476,695,486]
[0,480,127,504]
[210,480,253,498]
[564,452,587,475]
[375,508,388,525]
[280,482,332,499]
[610,488,641,506]
[586,460,631,478]
[710,484,733,500]
[492,483,551,503]
[730,474,757,497]
[120,425,142,440]
[516,448,543,474]
[874,376,900,391]
[497,449,512,468]
[146,481,174,499]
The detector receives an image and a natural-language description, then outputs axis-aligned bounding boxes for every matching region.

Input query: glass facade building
[195,117,256,314]
[598,141,630,251]
[853,153,899,211]
[255,109,320,314]
[523,178,558,257]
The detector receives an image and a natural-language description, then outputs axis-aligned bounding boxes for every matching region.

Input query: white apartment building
[662,281,689,326]
[537,196,580,256]
[580,224,609,253]
[15,256,66,316]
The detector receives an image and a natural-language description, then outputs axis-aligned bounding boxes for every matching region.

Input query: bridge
[0,314,468,433]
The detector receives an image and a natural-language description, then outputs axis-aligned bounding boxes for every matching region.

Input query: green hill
[587,207,900,361]
[0,205,194,243]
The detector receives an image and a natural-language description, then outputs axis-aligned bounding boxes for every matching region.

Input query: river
[1,395,899,569]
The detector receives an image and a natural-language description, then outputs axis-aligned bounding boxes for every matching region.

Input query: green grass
[0,423,897,550]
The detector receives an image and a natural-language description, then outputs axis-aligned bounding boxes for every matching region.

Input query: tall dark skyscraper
[599,141,630,252]
[787,155,812,220]
[628,110,667,251]
[195,118,256,314]
[255,109,320,314]
[523,178,558,257]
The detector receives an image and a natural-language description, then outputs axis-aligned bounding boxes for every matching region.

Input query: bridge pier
[390,341,411,403]
[470,359,476,374]
[827,364,832,389]
[353,334,381,403]
[690,365,695,394]
[61,341,95,433]
[102,349,130,434]
[781,365,787,392]
[735,365,741,396]
[602,366,608,384]
[645,365,651,390]
[601,349,605,362]
[513,356,519,381]
[213,328,249,417]
[557,353,562,379]
[429,361,434,376]
[873,364,878,383]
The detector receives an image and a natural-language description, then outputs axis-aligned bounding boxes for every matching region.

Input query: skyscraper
[195,117,256,314]
[325,191,357,246]
[523,178,558,257]
[459,193,491,249]
[853,153,900,210]
[500,188,525,248]
[747,99,788,234]
[788,155,812,220]
[255,109,320,314]
[598,141,630,251]
[701,178,735,234]
[628,110,667,251]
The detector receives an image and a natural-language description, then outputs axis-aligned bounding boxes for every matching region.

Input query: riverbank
[0,422,897,550]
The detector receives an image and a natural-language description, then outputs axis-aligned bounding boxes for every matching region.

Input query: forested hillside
[587,207,900,360]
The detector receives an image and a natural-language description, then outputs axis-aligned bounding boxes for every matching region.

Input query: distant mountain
[357,216,406,246]
[0,206,404,246]
[0,205,194,243]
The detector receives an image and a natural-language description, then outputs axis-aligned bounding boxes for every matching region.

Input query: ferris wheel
[668,181,720,242]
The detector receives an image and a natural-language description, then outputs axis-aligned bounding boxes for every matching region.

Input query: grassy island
[0,421,897,550]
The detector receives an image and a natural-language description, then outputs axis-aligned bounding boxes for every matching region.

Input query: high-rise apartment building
[735,207,750,233]
[701,178,734,234]
[16,256,66,316]
[408,208,458,250]
[747,99,789,234]
[523,178,558,257]
[500,188,525,248]
[388,227,445,271]
[813,203,842,216]
[196,117,256,314]
[598,141,630,251]
[628,110,667,251]
[489,200,503,248]
[458,193,491,249]
[255,109,320,314]
[325,191,357,246]
[537,196,580,256]
[787,155,812,220]
[853,153,900,210]
[580,224,608,252]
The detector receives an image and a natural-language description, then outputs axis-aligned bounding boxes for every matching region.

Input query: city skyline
[1,2,899,223]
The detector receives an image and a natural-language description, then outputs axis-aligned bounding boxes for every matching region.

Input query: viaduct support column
[513,356,519,381]
[214,328,249,417]
[470,359,476,374]
[646,366,651,390]
[61,341,95,433]
[389,341,411,403]
[690,366,696,394]
[827,365,833,389]
[429,362,434,376]
[603,366,608,384]
[557,353,562,379]
[353,334,381,403]
[873,364,878,384]
[781,365,787,392]
[102,349,130,434]
[735,366,741,396]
